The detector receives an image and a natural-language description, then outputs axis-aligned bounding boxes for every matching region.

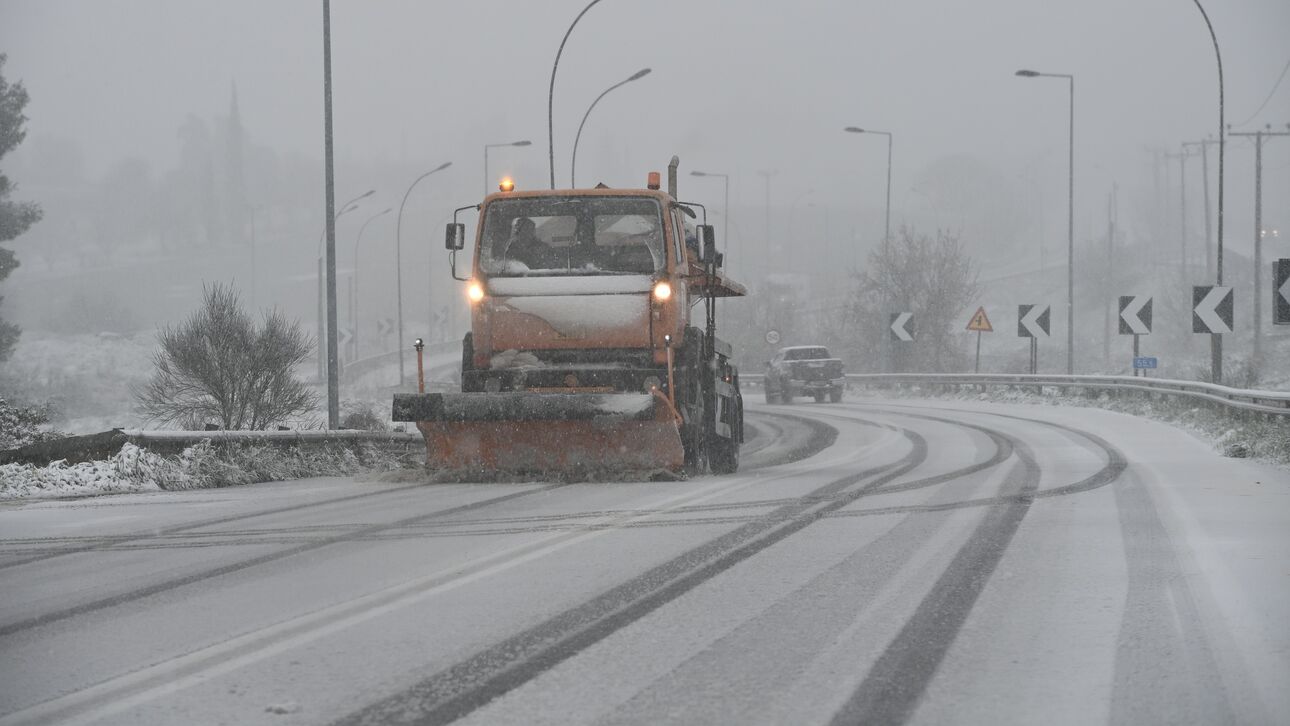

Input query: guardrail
[741,372,1290,417]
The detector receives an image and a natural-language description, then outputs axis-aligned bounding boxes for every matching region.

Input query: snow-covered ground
[0,399,1284,725]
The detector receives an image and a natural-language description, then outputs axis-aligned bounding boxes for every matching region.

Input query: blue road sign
[1133,356,1158,370]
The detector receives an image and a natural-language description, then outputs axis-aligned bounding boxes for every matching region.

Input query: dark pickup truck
[763,346,845,404]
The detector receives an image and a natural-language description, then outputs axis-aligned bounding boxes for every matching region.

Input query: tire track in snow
[0,482,429,571]
[0,414,863,724]
[0,483,567,638]
[826,404,1127,724]
[333,422,944,726]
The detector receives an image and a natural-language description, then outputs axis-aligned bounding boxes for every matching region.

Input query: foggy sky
[2,0,1288,263]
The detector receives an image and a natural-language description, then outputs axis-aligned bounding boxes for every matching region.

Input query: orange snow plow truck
[392,158,746,477]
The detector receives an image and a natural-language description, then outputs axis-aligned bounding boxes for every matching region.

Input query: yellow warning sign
[966,306,993,332]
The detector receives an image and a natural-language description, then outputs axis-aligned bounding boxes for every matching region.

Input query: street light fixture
[548,0,608,189]
[484,140,532,196]
[395,161,452,386]
[352,207,391,361]
[571,68,651,187]
[1015,68,1075,375]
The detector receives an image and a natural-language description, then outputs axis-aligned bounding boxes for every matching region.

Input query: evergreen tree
[0,53,42,362]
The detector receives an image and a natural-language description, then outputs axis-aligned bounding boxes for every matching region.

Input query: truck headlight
[467,281,485,303]
[652,281,672,302]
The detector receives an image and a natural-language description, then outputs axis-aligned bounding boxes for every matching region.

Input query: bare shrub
[340,400,388,432]
[846,227,979,372]
[135,283,318,430]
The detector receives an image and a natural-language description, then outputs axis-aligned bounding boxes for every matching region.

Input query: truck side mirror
[445,223,466,251]
[698,224,716,264]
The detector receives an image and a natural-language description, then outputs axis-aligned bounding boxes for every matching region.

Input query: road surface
[0,398,1286,725]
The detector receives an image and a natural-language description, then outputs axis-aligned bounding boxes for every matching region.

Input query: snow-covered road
[0,399,1286,725]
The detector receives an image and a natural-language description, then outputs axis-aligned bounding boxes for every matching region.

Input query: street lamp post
[395,161,452,386]
[352,207,391,362]
[756,170,776,291]
[317,190,373,382]
[844,127,893,251]
[690,170,730,273]
[1015,69,1075,375]
[548,0,607,189]
[1188,0,1227,384]
[571,68,651,187]
[322,0,338,428]
[484,140,531,196]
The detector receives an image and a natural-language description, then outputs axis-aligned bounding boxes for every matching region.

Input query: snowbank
[852,383,1290,467]
[0,439,407,501]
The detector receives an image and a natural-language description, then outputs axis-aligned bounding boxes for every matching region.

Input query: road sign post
[966,306,993,374]
[1193,286,1234,335]
[1118,295,1152,376]
[1017,304,1050,374]
[888,312,915,373]
[1275,259,1290,325]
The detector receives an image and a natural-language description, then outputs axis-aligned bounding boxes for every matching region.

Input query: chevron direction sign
[1192,286,1233,334]
[1017,304,1050,338]
[1276,259,1290,325]
[889,312,915,342]
[1118,295,1152,335]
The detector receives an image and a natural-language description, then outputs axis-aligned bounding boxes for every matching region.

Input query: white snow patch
[488,275,653,296]
[501,295,646,338]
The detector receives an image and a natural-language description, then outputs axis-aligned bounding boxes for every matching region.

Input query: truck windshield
[478,196,666,277]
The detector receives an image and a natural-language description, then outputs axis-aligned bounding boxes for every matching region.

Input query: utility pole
[1228,125,1290,379]
[322,0,339,428]
[1183,137,1218,279]
[1102,186,1117,368]
[1172,148,1192,275]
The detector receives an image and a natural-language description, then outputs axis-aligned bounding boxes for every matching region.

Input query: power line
[1234,56,1290,127]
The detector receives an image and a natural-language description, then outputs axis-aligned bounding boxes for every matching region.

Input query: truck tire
[460,332,479,392]
[829,390,843,403]
[781,390,794,405]
[677,328,708,474]
[813,392,825,403]
[709,431,739,474]
[709,390,741,474]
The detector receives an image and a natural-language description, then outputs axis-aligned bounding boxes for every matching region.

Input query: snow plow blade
[392,392,684,476]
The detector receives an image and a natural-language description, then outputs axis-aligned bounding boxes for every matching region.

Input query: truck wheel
[709,432,739,474]
[460,332,479,392]
[813,392,825,403]
[781,391,794,404]
[764,386,778,404]
[829,390,843,403]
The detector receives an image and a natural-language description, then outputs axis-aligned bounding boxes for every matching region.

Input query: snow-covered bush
[0,397,63,449]
[0,439,405,500]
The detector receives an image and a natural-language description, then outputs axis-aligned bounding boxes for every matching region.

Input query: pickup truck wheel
[813,392,825,403]
[764,387,778,404]
[781,391,794,404]
[829,390,843,403]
